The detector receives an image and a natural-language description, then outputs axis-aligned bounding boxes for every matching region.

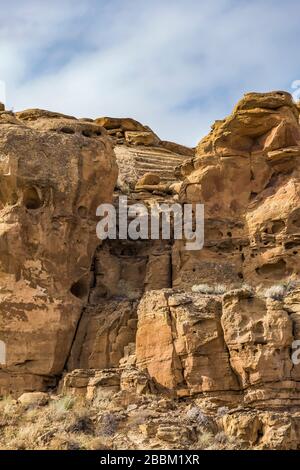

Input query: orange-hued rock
[135,287,300,409]
[222,289,293,389]
[135,290,239,396]
[3,92,300,449]
[136,172,161,186]
[0,109,117,394]
[67,299,138,371]
[173,91,300,288]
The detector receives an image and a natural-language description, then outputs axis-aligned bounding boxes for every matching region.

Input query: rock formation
[1,91,300,449]
[0,108,118,394]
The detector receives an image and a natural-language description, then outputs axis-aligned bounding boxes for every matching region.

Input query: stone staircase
[114,145,189,185]
[133,148,188,182]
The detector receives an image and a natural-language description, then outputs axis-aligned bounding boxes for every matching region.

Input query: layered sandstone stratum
[0,91,300,449]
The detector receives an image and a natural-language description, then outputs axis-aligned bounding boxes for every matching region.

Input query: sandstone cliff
[1,92,300,450]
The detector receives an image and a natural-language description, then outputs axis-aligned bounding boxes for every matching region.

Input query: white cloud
[0,0,300,145]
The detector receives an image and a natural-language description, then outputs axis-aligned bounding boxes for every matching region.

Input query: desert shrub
[196,431,214,449]
[6,423,42,450]
[214,431,228,444]
[0,396,19,426]
[99,413,120,437]
[48,433,82,450]
[217,406,229,417]
[241,284,255,294]
[89,437,111,450]
[214,284,227,295]
[50,396,75,417]
[0,396,17,416]
[265,284,286,300]
[47,396,76,421]
[192,284,214,294]
[191,284,227,295]
[285,279,299,293]
[186,406,214,430]
[264,280,299,300]
[209,431,244,450]
[64,409,94,434]
[127,410,153,427]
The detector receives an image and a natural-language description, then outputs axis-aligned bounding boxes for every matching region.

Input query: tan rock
[160,140,195,157]
[136,173,161,186]
[67,300,138,370]
[94,116,145,132]
[222,289,293,390]
[136,290,239,394]
[114,141,189,189]
[3,92,300,450]
[173,90,300,289]
[0,110,118,394]
[125,131,160,146]
[18,391,49,407]
[221,410,300,450]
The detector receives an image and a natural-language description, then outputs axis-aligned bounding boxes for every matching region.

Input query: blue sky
[0,0,299,146]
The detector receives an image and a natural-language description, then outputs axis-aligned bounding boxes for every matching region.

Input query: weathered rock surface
[134,287,300,408]
[173,91,300,289]
[97,116,193,190]
[18,391,49,408]
[0,108,117,394]
[2,92,300,449]
[136,290,239,396]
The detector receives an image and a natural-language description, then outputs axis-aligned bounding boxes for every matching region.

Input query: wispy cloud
[0,0,299,145]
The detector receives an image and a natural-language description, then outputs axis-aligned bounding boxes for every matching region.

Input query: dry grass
[0,395,115,450]
[0,394,248,450]
[264,279,300,300]
[191,284,227,295]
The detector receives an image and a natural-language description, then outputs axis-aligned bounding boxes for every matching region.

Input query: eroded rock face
[136,290,239,397]
[2,92,300,449]
[96,116,193,190]
[67,299,138,371]
[135,287,300,410]
[62,94,300,448]
[0,109,117,393]
[174,91,300,288]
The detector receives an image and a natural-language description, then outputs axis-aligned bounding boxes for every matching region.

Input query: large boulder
[135,290,239,397]
[0,110,118,394]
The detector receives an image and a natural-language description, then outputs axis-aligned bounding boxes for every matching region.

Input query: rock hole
[23,187,42,210]
[285,241,300,250]
[60,127,75,134]
[70,278,88,299]
[78,206,88,218]
[253,321,264,335]
[82,130,93,138]
[256,259,288,279]
[271,220,285,234]
[289,209,300,229]
[10,193,18,205]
